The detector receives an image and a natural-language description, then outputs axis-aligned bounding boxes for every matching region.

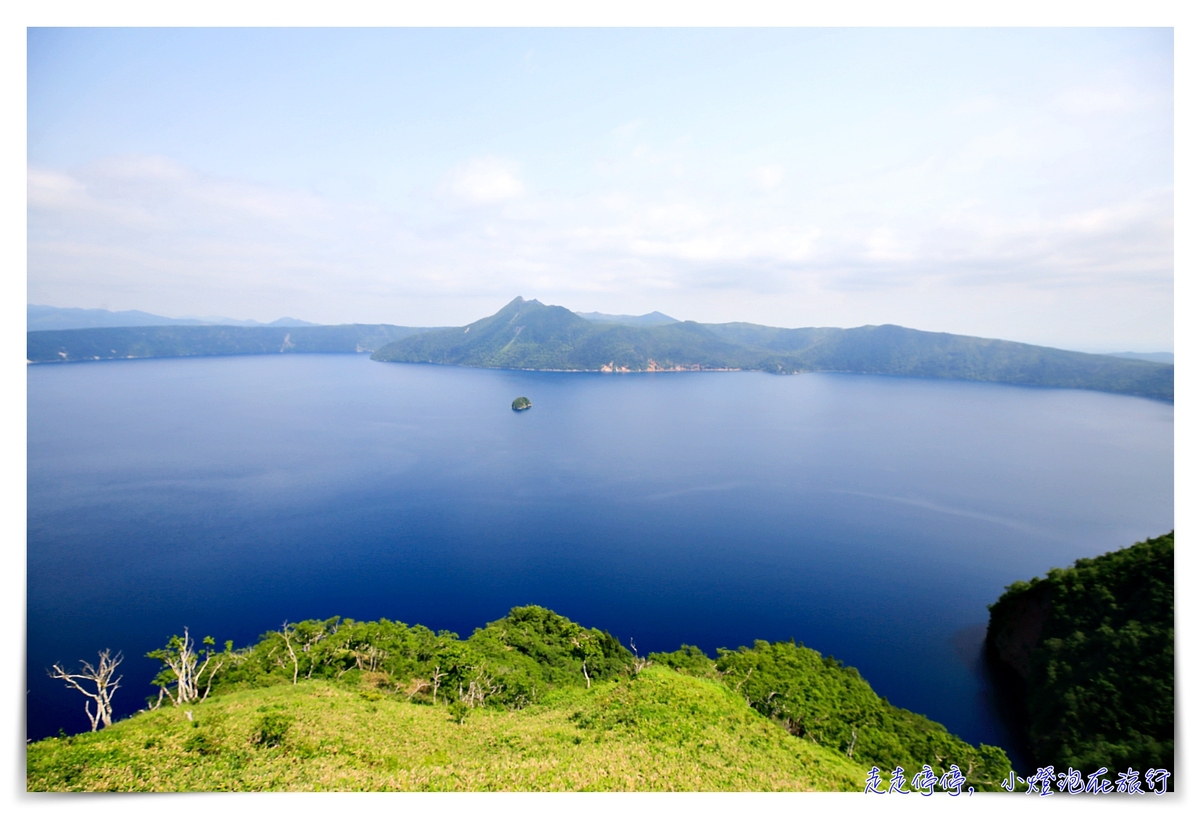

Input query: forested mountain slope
[372,297,1172,400]
[28,296,1171,400]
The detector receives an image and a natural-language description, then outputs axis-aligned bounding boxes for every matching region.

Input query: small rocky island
[511,396,532,411]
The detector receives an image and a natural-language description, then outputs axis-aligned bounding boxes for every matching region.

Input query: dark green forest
[212,605,631,709]
[986,533,1174,777]
[650,640,1011,786]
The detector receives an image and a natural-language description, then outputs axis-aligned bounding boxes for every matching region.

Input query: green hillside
[29,605,1010,792]
[372,297,1172,400]
[27,324,433,364]
[27,670,869,792]
[987,533,1174,777]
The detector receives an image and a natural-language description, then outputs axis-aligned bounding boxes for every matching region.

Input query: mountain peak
[498,296,548,314]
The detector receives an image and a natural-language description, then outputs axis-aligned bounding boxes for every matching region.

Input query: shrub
[447,701,470,724]
[251,713,293,748]
[183,730,218,756]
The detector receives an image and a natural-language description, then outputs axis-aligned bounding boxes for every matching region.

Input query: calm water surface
[27,355,1173,757]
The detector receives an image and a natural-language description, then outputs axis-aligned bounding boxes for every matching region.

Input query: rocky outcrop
[985,581,1052,684]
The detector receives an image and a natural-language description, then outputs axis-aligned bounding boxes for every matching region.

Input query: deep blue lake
[27,354,1173,759]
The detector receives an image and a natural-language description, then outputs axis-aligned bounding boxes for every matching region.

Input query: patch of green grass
[27,668,867,791]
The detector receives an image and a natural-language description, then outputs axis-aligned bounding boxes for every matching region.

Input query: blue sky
[27,27,1173,350]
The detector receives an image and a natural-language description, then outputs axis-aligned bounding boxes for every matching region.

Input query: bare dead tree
[458,669,500,708]
[350,645,387,673]
[49,650,123,731]
[278,621,302,685]
[200,650,232,701]
[628,639,652,676]
[569,632,600,689]
[403,678,432,700]
[301,627,328,679]
[840,704,873,759]
[847,727,859,759]
[429,665,446,704]
[147,627,229,707]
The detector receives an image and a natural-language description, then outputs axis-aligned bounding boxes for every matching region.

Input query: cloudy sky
[27,27,1172,351]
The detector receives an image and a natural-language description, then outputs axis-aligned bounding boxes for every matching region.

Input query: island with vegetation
[29,605,1010,792]
[511,396,532,411]
[986,533,1173,782]
[371,297,1173,401]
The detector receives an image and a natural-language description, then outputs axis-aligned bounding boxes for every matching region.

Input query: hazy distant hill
[27,304,318,331]
[27,324,432,363]
[28,298,1173,401]
[575,310,679,327]
[372,297,1173,401]
[375,298,754,372]
[1106,351,1173,364]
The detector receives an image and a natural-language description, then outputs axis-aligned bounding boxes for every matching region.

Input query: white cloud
[751,165,784,190]
[865,227,914,262]
[438,157,525,205]
[26,147,1172,350]
[1055,86,1136,116]
[954,95,1000,116]
[612,120,641,142]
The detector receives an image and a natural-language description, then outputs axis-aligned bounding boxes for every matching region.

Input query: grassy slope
[27,667,867,792]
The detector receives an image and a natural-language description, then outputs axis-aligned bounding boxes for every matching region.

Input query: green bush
[650,644,718,678]
[447,702,470,724]
[183,729,218,756]
[251,713,293,748]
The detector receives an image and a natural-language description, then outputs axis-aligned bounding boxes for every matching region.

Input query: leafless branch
[49,650,123,731]
[280,622,299,685]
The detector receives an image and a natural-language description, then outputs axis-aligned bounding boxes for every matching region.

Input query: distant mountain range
[575,310,679,327]
[1106,351,1174,364]
[27,324,432,363]
[370,297,1173,401]
[27,297,1173,401]
[27,304,318,331]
